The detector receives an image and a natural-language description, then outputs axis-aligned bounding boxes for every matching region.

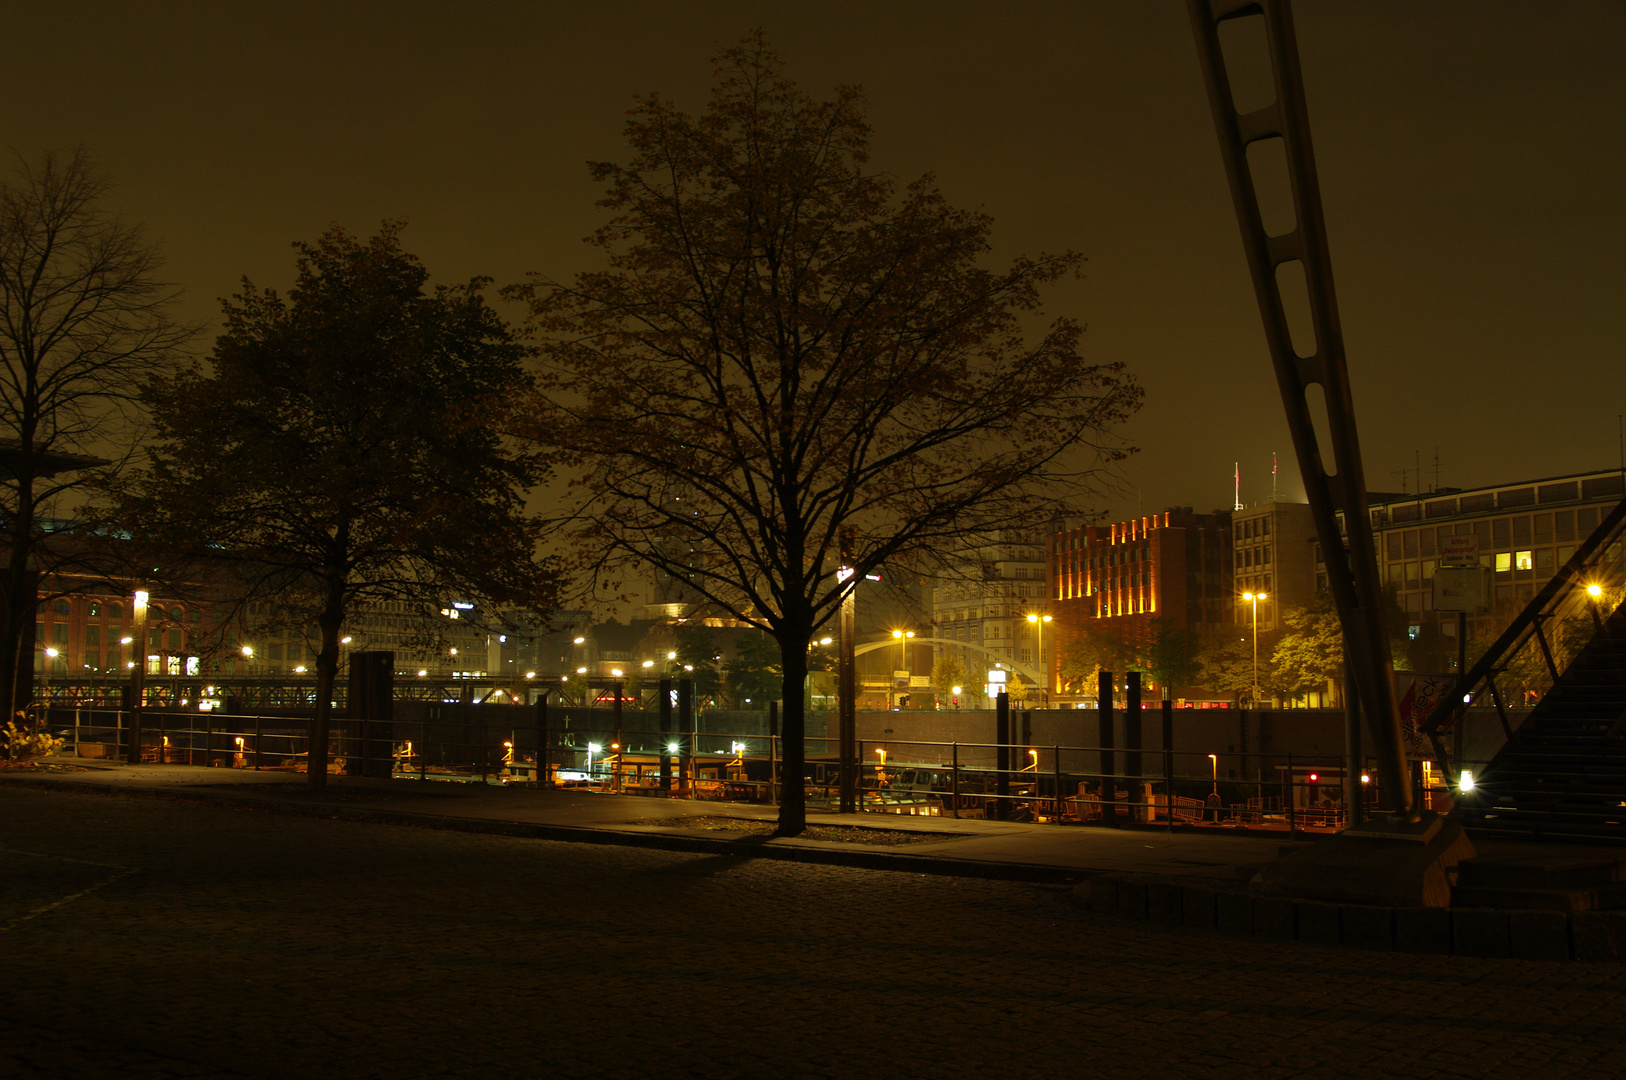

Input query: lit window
[1515,551,1533,571]
[1494,552,1512,572]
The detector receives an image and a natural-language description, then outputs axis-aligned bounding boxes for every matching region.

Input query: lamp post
[39,647,58,719]
[127,589,150,765]
[1241,591,1267,707]
[891,629,914,709]
[1025,612,1053,707]
[1587,582,1605,633]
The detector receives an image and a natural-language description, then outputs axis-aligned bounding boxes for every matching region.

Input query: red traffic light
[1308,772,1318,783]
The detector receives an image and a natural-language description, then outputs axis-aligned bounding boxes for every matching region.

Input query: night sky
[5,1,1622,521]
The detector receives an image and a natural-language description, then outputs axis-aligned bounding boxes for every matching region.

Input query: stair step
[1450,883,1626,912]
[1457,856,1623,890]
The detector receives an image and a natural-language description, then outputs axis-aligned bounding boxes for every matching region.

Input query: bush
[2,717,65,762]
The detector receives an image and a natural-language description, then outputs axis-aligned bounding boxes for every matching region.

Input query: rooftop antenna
[1432,446,1444,493]
[1233,462,1242,510]
[1271,451,1278,502]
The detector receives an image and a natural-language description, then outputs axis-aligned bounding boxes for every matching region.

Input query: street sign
[1432,566,1490,612]
[1438,536,1479,568]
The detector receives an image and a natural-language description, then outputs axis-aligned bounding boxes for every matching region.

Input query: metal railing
[1419,496,1626,776]
[37,708,1436,835]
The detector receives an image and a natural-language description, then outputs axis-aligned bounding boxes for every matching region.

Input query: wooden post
[537,689,550,788]
[767,700,778,805]
[994,692,1009,821]
[659,678,673,792]
[1125,671,1143,818]
[1287,751,1297,836]
[1052,745,1063,822]
[1343,655,1363,827]
[1097,670,1115,815]
[678,677,693,795]
[1162,697,1175,833]
[611,680,623,794]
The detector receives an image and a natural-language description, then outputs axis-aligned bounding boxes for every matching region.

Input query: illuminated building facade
[1048,508,1232,700]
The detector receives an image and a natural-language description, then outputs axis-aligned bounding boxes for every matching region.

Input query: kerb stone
[1452,908,1510,958]
[1340,905,1394,951]
[1508,910,1571,962]
[1296,901,1341,947]
[1393,906,1450,955]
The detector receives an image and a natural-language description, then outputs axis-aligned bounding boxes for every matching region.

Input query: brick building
[1048,508,1232,702]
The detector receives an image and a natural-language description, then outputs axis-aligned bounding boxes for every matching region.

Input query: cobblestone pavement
[2,787,1624,1080]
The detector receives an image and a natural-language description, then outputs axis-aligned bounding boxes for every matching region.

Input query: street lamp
[1241,591,1267,706]
[1208,752,1219,796]
[891,629,915,709]
[1025,613,1053,707]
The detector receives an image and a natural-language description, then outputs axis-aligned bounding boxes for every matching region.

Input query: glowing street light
[1241,591,1267,706]
[891,629,915,708]
[1026,612,1053,707]
[1208,752,1219,797]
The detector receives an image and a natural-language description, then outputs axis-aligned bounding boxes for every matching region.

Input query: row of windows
[1236,517,1272,541]
[1385,546,1575,584]
[1382,508,1602,560]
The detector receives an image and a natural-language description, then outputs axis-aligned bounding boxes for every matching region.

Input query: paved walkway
[2,759,1295,882]
[3,777,1624,1080]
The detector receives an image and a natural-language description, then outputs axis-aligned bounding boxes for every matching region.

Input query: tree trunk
[776,636,810,836]
[308,590,345,791]
[3,479,38,726]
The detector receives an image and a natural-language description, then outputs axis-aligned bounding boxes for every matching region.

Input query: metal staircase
[1425,496,1626,843]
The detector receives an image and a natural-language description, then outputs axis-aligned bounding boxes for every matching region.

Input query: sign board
[1432,566,1491,612]
[1396,672,1454,758]
[892,670,910,680]
[1438,536,1479,568]
[909,675,932,688]
[986,669,1007,684]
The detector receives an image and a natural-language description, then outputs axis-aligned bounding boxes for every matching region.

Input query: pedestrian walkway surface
[3,758,1298,882]
[10,758,1605,887]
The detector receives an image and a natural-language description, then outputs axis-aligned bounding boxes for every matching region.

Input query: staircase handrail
[1420,495,1626,771]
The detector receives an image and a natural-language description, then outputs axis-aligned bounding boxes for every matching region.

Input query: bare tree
[0,149,191,717]
[508,36,1141,834]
